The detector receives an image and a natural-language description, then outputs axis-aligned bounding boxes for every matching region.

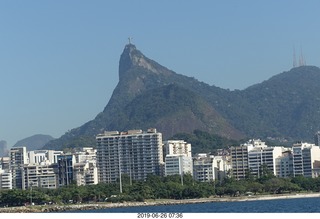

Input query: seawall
[1,193,320,213]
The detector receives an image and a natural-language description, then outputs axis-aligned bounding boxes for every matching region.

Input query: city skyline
[2,1,320,147]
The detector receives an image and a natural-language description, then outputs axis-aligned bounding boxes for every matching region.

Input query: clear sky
[1,0,320,147]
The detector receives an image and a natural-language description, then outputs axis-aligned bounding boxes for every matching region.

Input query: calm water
[68,197,320,213]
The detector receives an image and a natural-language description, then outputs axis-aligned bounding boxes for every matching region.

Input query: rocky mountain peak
[119,43,141,78]
[119,43,173,80]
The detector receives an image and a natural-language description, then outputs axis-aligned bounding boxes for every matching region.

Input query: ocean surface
[68,197,320,213]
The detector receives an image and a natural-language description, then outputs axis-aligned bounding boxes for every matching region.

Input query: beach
[1,192,320,213]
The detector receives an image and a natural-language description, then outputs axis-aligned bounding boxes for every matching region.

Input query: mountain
[14,134,55,151]
[0,140,8,157]
[43,43,320,151]
[239,66,320,140]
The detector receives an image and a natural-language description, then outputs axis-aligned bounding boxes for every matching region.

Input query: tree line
[1,173,320,207]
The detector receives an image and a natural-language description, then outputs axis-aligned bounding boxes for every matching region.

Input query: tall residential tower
[96,129,164,183]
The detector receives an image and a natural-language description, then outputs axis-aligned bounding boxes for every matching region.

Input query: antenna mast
[299,46,306,66]
[293,46,297,68]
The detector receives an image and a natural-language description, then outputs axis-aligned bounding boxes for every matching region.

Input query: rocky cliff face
[43,44,320,150]
[43,44,244,150]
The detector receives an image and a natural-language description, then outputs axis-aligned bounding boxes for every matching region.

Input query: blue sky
[1,1,320,147]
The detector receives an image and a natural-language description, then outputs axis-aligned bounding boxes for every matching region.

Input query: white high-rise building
[292,142,320,178]
[164,140,193,178]
[248,144,284,177]
[231,139,284,179]
[96,129,164,183]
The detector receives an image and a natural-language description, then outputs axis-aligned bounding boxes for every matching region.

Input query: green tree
[258,164,275,183]
[247,181,263,195]
[291,175,315,191]
[215,186,226,197]
[225,182,246,197]
[264,178,284,194]
[166,181,184,199]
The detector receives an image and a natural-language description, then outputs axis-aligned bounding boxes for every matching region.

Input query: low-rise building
[28,150,63,165]
[193,154,229,182]
[0,167,12,190]
[165,154,193,176]
[73,160,98,186]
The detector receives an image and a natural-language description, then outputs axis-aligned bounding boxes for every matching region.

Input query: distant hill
[14,134,55,151]
[0,140,8,157]
[43,43,320,151]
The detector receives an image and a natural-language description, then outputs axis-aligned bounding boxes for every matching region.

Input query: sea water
[67,197,320,213]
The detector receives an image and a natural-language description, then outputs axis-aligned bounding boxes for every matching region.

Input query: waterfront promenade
[1,192,320,213]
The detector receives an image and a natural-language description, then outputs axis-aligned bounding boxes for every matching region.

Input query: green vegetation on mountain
[240,66,320,141]
[43,44,320,151]
[107,84,243,140]
[171,130,243,155]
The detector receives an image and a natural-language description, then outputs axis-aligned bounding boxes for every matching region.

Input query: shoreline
[1,192,320,213]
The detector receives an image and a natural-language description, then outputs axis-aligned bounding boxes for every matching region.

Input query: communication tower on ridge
[293,45,306,67]
[293,46,297,68]
[299,47,306,66]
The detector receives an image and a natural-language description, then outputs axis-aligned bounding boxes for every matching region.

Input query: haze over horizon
[1,1,320,148]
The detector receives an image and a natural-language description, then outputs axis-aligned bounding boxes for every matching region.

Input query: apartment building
[193,154,214,182]
[165,154,193,176]
[248,144,283,177]
[73,160,98,186]
[275,150,293,178]
[10,147,28,189]
[74,147,96,163]
[231,144,252,180]
[163,140,192,158]
[193,154,229,182]
[96,128,164,183]
[0,157,10,171]
[22,163,57,189]
[0,165,12,190]
[57,154,75,186]
[28,150,63,165]
[231,139,284,179]
[164,140,193,177]
[292,142,320,178]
